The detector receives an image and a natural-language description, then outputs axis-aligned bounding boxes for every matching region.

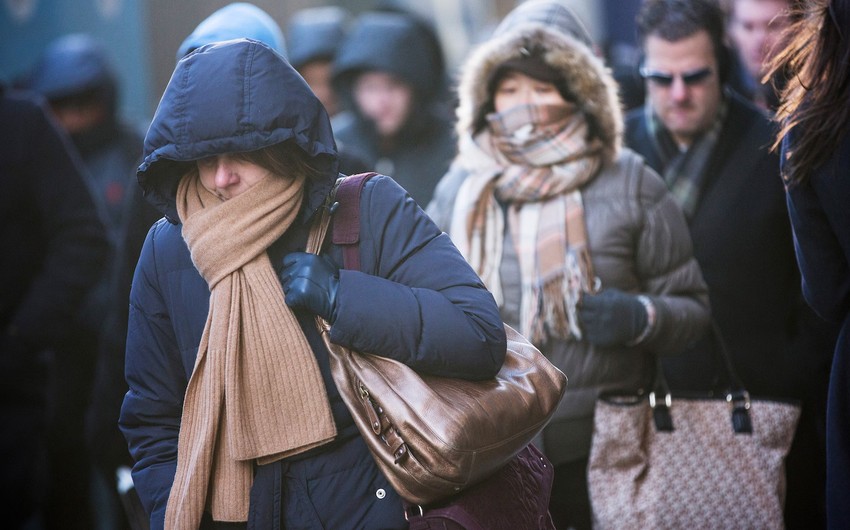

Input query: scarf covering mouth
[165,171,337,527]
[450,102,601,343]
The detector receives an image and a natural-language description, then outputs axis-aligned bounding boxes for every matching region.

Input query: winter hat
[176,2,286,61]
[486,50,565,96]
[27,33,116,102]
[286,6,349,70]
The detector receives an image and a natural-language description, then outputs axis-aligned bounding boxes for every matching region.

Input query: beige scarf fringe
[165,172,337,528]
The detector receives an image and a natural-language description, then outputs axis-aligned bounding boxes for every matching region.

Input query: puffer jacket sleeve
[329,175,507,379]
[118,223,187,530]
[632,160,711,354]
[425,161,467,231]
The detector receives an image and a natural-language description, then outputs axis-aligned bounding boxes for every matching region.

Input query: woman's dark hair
[769,0,850,185]
[636,0,732,84]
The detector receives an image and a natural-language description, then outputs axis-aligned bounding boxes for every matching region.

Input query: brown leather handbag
[307,174,568,506]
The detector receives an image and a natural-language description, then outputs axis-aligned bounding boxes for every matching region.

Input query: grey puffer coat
[426,7,710,465]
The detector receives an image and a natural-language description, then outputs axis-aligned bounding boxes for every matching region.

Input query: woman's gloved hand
[281,252,340,322]
[577,288,650,347]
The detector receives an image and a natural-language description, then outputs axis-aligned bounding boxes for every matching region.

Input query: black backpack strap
[332,172,378,271]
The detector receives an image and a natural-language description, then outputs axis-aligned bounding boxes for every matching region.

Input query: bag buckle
[727,390,753,434]
[648,391,671,409]
[403,504,424,521]
[649,391,674,432]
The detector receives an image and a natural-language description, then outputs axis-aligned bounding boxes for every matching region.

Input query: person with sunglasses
[625,1,837,527]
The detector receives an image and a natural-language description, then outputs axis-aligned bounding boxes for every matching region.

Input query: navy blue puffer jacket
[118,39,506,528]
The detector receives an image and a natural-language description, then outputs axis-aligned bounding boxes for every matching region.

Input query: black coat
[784,129,850,529]
[0,88,108,523]
[625,92,835,399]
[0,88,108,372]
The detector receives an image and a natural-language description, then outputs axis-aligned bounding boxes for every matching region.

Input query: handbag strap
[331,172,378,271]
[306,172,378,258]
[650,321,753,434]
[306,173,377,334]
[305,181,337,255]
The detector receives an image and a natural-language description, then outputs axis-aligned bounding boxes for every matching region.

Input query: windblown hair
[637,0,731,83]
[769,0,850,185]
[183,141,323,183]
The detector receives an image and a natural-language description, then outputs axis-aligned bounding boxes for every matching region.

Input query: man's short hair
[637,0,731,84]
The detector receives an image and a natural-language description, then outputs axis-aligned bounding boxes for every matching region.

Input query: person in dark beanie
[287,6,349,119]
[286,5,370,175]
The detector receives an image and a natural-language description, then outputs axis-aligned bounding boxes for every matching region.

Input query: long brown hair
[769,0,850,185]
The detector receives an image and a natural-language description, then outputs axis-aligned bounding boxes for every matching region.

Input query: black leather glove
[577,288,649,347]
[281,252,340,322]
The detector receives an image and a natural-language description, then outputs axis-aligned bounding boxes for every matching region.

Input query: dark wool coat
[783,129,850,529]
[0,88,108,524]
[625,92,835,399]
[626,92,837,526]
[118,39,506,530]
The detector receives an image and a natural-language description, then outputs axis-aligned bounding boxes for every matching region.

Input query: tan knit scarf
[450,103,602,344]
[164,171,337,528]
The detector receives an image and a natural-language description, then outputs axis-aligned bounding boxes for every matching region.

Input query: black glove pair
[280,252,340,322]
[577,288,649,348]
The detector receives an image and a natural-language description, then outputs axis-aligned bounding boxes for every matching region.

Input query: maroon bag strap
[331,172,378,271]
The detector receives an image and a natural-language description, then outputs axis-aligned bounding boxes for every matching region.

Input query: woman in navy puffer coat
[118,39,506,530]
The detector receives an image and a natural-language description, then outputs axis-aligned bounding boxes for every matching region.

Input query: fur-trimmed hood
[455,3,622,164]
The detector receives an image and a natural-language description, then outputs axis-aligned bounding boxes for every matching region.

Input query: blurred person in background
[25,32,144,529]
[626,0,836,526]
[0,85,108,529]
[332,10,455,206]
[726,0,798,111]
[286,5,349,119]
[175,1,286,61]
[286,5,370,175]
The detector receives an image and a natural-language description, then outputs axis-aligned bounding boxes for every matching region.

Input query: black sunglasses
[639,66,714,87]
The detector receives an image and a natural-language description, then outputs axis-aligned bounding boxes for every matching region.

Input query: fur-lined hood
[455,5,622,164]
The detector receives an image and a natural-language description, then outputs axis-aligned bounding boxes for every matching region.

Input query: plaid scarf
[646,99,727,218]
[450,103,602,344]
